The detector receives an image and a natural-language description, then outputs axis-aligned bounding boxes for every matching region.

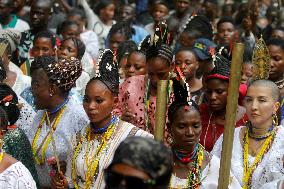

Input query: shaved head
[248,79,280,102]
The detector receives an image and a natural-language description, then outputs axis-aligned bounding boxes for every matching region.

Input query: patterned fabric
[16,30,34,67]
[3,128,39,187]
[211,126,284,189]
[65,121,152,189]
[0,29,21,52]
[0,162,37,189]
[26,101,89,187]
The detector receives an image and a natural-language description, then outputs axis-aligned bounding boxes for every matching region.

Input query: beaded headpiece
[151,21,171,46]
[206,53,231,81]
[252,35,271,80]
[138,35,151,53]
[95,49,119,94]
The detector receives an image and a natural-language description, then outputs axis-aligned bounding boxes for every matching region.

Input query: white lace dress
[169,155,241,189]
[0,161,37,189]
[211,126,284,189]
[27,101,89,187]
[65,121,153,189]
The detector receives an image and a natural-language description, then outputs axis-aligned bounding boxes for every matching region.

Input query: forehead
[206,78,228,89]
[31,1,50,11]
[247,85,273,98]
[154,3,169,11]
[268,44,284,53]
[218,22,234,29]
[85,80,113,96]
[147,57,169,70]
[173,108,200,123]
[62,39,76,47]
[34,37,52,46]
[176,50,195,59]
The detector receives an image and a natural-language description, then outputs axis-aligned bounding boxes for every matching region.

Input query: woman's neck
[250,120,273,136]
[187,77,202,92]
[47,97,68,113]
[91,114,113,130]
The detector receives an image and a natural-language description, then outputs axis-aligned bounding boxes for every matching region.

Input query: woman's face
[147,57,171,91]
[58,39,78,60]
[61,25,80,39]
[100,3,115,22]
[31,69,53,110]
[125,52,146,78]
[179,32,195,48]
[241,63,253,84]
[175,50,199,80]
[244,85,279,128]
[205,79,229,112]
[152,4,169,22]
[83,80,118,124]
[170,107,201,151]
[268,45,284,81]
[32,37,55,58]
[217,22,234,44]
[271,30,284,40]
[109,33,127,52]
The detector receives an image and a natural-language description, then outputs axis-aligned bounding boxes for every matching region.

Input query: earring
[49,93,53,97]
[272,114,279,126]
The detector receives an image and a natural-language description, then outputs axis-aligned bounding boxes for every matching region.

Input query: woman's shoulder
[120,121,153,138]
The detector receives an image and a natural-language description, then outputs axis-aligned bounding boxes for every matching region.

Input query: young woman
[212,80,284,189]
[0,107,37,189]
[124,50,147,78]
[200,54,248,151]
[57,37,90,95]
[168,78,241,189]
[51,49,152,189]
[175,48,203,104]
[117,23,174,135]
[0,83,39,187]
[27,56,89,188]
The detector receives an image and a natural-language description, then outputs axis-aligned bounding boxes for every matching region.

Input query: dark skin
[58,39,79,60]
[205,78,229,125]
[32,37,56,58]
[0,0,13,25]
[60,24,80,39]
[30,0,52,32]
[119,5,135,22]
[174,0,190,18]
[170,107,209,179]
[109,33,127,52]
[99,3,115,25]
[51,80,118,189]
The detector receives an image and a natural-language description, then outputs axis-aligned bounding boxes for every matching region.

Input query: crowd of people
[1,0,284,188]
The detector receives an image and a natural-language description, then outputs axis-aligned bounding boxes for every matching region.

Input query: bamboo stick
[154,80,168,142]
[217,43,244,189]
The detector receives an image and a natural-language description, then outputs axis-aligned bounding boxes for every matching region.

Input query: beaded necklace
[72,116,119,189]
[144,79,172,132]
[48,98,69,115]
[32,106,67,165]
[242,127,277,188]
[169,144,204,189]
[173,144,198,164]
[247,121,276,141]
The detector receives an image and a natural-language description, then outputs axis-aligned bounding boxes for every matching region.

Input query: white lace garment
[0,161,36,189]
[211,126,284,189]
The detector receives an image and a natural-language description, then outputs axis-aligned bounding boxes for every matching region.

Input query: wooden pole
[217,43,244,189]
[154,80,168,142]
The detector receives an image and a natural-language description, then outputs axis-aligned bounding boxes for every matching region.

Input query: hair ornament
[252,35,271,80]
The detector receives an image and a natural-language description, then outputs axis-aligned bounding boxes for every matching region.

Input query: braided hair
[0,107,8,129]
[34,30,57,48]
[116,40,137,66]
[168,78,199,123]
[31,56,82,95]
[0,84,20,125]
[88,49,119,95]
[107,20,135,42]
[61,37,86,60]
[146,22,173,66]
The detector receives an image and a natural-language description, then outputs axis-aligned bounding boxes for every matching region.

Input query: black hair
[116,40,137,66]
[108,20,135,41]
[0,59,6,83]
[153,0,170,9]
[61,37,86,60]
[30,56,56,75]
[273,26,284,32]
[57,20,79,36]
[168,79,200,123]
[88,50,119,95]
[184,15,213,40]
[0,83,20,125]
[267,38,284,51]
[67,8,86,20]
[146,44,173,66]
[0,107,8,129]
[94,0,114,15]
[206,54,231,81]
[217,16,235,30]
[0,38,12,56]
[34,30,57,48]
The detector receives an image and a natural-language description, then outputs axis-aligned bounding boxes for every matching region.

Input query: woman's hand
[51,171,68,189]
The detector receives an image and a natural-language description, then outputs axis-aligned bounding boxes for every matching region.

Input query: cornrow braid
[108,20,135,41]
[146,44,173,65]
[61,37,86,60]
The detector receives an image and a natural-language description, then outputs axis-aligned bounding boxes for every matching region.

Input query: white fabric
[27,101,89,187]
[80,31,99,60]
[0,161,36,189]
[8,62,23,75]
[81,51,96,77]
[16,96,36,135]
[211,126,284,189]
[12,73,31,96]
[75,71,90,95]
[66,121,153,189]
[169,155,241,189]
[0,19,30,32]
